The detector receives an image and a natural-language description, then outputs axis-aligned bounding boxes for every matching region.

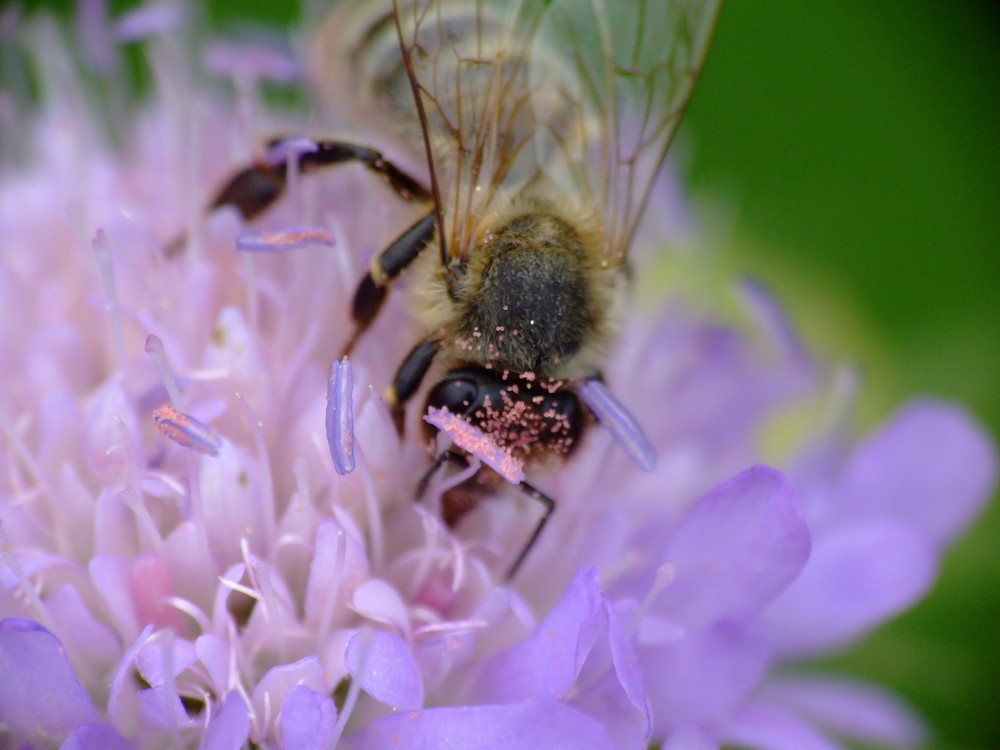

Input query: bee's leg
[415,449,468,500]
[506,481,556,580]
[413,446,555,580]
[166,139,430,255]
[297,141,430,202]
[383,338,440,434]
[343,212,437,357]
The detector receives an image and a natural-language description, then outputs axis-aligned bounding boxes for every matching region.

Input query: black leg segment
[506,481,556,580]
[343,211,437,355]
[296,141,431,202]
[385,338,440,433]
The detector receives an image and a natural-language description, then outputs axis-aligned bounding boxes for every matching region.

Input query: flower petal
[200,691,250,750]
[475,567,603,703]
[0,618,99,743]
[634,466,810,631]
[136,634,197,686]
[345,628,424,711]
[59,723,136,750]
[724,703,845,750]
[839,401,997,546]
[762,676,925,748]
[663,724,720,750]
[252,656,328,739]
[342,700,617,750]
[278,685,337,750]
[763,521,936,656]
[642,621,769,730]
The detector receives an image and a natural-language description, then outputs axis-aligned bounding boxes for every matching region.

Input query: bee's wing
[391,0,551,265]
[531,0,722,264]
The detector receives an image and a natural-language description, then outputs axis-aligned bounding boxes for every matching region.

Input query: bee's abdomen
[462,213,596,374]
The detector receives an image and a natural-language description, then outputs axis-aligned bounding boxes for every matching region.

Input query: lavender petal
[619,466,810,632]
[839,401,998,546]
[578,379,656,471]
[59,723,137,750]
[763,676,925,749]
[326,359,356,475]
[201,691,250,750]
[724,703,845,750]
[663,724,720,750]
[279,685,337,750]
[345,628,424,711]
[763,521,936,657]
[341,699,617,750]
[0,618,99,743]
[475,567,602,703]
[642,622,769,730]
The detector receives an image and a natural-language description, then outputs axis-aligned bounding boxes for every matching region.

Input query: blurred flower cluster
[0,4,995,750]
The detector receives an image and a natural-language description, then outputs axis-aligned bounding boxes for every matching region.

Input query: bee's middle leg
[343,210,437,356]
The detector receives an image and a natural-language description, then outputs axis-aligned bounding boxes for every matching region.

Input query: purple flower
[0,7,996,750]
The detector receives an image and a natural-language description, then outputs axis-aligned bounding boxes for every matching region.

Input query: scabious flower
[0,6,996,750]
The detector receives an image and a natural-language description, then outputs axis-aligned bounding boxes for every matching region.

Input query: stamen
[152,404,222,457]
[330,629,369,747]
[92,229,126,368]
[578,379,656,472]
[144,334,183,408]
[161,595,212,634]
[235,227,334,252]
[265,136,318,166]
[270,136,318,221]
[629,562,676,638]
[112,1,186,43]
[203,40,299,83]
[738,276,809,369]
[237,393,276,547]
[119,487,164,555]
[0,401,45,489]
[424,408,525,485]
[0,520,53,630]
[325,358,356,475]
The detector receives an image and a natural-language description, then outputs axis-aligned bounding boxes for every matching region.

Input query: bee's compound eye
[427,377,480,416]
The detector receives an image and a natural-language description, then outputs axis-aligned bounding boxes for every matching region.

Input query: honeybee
[197,0,721,576]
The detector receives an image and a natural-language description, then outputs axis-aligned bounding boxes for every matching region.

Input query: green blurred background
[7,0,999,747]
[682,5,1000,750]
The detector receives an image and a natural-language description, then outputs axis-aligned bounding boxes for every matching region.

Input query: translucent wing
[390,0,551,267]
[532,0,722,264]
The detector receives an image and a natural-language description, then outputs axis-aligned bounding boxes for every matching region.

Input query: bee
[194,0,721,577]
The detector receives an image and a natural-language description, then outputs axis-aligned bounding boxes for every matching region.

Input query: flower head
[0,6,996,750]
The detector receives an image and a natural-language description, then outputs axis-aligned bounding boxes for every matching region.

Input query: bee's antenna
[391,1,457,285]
